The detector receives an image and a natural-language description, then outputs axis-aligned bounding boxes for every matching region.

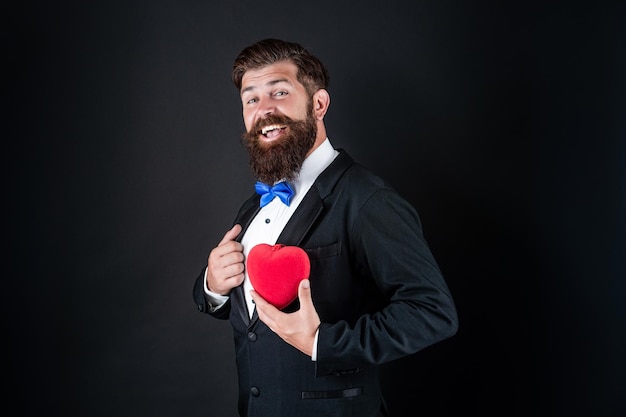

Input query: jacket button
[247,331,257,342]
[250,386,260,397]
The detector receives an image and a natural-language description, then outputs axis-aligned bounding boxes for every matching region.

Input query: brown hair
[231,38,330,96]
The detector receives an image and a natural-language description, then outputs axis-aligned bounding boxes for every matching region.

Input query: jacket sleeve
[315,187,458,376]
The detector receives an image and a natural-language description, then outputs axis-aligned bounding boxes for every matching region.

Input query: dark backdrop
[7,1,624,416]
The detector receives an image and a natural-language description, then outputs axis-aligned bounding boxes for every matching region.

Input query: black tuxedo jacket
[194,149,458,417]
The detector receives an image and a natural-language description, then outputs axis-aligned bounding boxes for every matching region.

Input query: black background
[7,1,625,416]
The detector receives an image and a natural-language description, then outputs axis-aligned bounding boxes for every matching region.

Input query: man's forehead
[241,62,299,90]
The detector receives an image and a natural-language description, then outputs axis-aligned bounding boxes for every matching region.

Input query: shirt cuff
[311,328,319,361]
[203,267,229,311]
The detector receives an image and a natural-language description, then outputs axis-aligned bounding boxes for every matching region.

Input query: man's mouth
[260,124,287,139]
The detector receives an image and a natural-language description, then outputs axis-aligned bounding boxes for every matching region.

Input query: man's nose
[257,97,275,117]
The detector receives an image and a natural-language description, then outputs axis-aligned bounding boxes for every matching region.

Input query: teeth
[261,124,285,135]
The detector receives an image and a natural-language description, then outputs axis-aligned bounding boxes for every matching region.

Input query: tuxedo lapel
[231,282,251,327]
[276,184,324,247]
[231,195,260,325]
[276,149,353,246]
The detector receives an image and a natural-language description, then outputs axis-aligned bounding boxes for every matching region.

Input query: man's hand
[251,279,321,357]
[206,224,244,295]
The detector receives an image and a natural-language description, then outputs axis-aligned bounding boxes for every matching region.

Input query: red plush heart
[247,243,311,309]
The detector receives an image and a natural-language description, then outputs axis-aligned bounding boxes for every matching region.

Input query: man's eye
[274,91,287,97]
[246,98,258,104]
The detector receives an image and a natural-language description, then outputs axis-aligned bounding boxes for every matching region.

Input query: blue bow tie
[255,181,294,208]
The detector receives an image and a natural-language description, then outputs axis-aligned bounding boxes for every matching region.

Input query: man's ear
[312,89,330,120]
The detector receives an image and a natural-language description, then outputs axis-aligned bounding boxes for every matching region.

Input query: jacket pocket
[301,386,363,399]
[304,242,341,261]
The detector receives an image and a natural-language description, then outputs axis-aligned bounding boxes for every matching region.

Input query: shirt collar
[291,138,338,195]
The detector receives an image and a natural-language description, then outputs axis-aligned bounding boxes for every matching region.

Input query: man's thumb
[298,279,312,305]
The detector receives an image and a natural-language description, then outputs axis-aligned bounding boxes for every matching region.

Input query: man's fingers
[218,224,242,246]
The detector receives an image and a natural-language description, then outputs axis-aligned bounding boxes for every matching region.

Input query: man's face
[240,61,317,184]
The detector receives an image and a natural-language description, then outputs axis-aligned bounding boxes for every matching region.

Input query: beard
[241,104,317,185]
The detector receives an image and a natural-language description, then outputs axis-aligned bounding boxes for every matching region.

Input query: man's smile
[259,124,287,140]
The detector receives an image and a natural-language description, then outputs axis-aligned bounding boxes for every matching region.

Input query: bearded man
[193,38,458,417]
